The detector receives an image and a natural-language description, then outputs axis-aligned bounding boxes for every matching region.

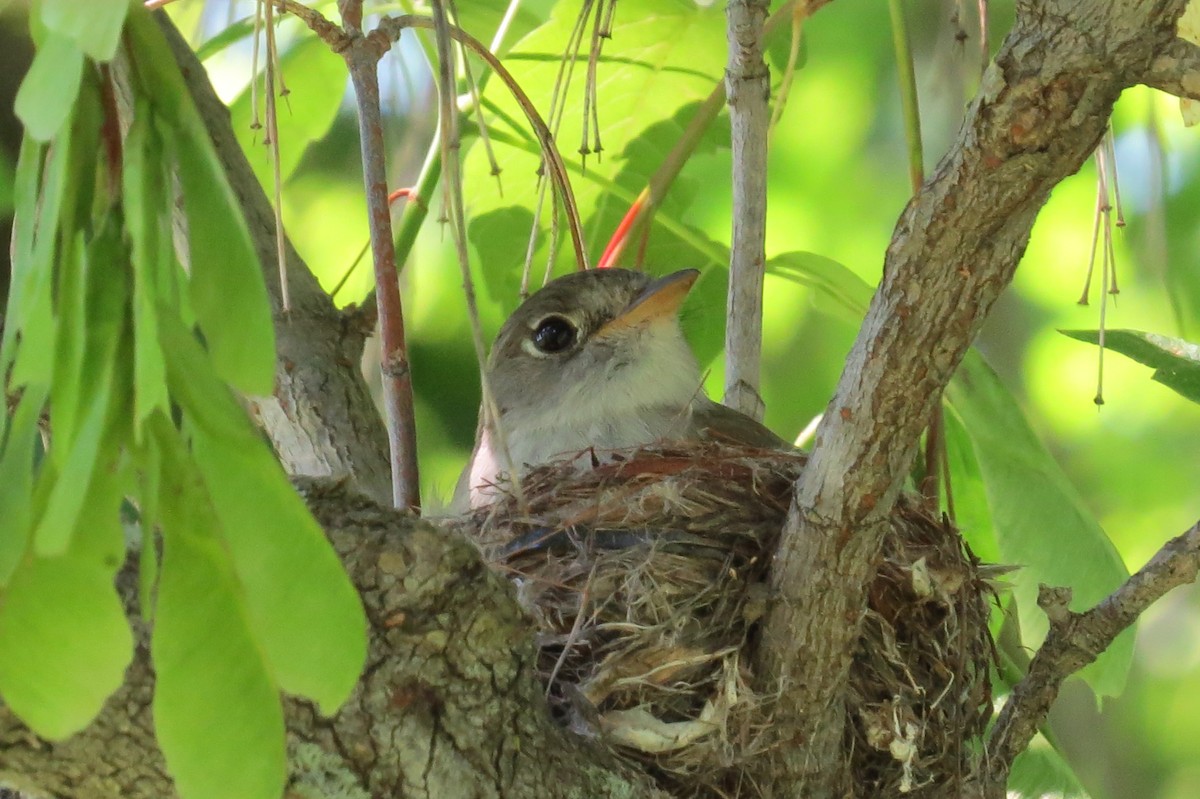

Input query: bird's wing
[692,398,793,450]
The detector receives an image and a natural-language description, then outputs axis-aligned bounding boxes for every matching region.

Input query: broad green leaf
[122,107,171,427]
[6,129,72,388]
[1008,733,1090,798]
[1060,329,1200,405]
[14,32,84,141]
[173,126,276,395]
[191,428,367,711]
[32,366,115,556]
[464,0,730,295]
[0,147,14,216]
[0,554,132,739]
[767,251,873,320]
[947,350,1133,698]
[156,315,365,709]
[49,233,89,447]
[0,384,47,586]
[35,212,129,556]
[942,401,1001,565]
[194,16,256,62]
[229,35,347,190]
[126,9,275,395]
[41,0,130,61]
[453,0,557,56]
[153,422,285,799]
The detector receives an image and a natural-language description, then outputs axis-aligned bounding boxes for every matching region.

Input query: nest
[458,442,995,797]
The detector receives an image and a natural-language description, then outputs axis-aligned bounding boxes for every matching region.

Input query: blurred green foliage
[179,1,1200,798]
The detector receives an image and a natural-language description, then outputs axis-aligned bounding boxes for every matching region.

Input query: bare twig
[723,0,771,422]
[262,0,291,311]
[344,19,422,511]
[983,519,1200,797]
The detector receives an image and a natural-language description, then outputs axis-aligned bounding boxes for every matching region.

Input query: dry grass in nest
[456,442,996,797]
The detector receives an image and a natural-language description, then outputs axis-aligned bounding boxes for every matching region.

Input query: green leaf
[157,315,365,710]
[767,251,874,320]
[947,350,1133,698]
[0,384,47,586]
[465,0,730,291]
[942,401,1001,565]
[122,106,171,427]
[5,132,70,387]
[14,32,84,141]
[1059,328,1200,405]
[0,553,133,739]
[35,211,129,556]
[191,428,367,711]
[173,126,276,395]
[1008,733,1090,798]
[126,9,275,395]
[32,365,115,556]
[228,35,346,190]
[41,0,130,61]
[153,420,285,799]
[194,16,255,62]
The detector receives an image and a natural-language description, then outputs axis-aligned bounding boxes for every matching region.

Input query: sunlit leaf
[1060,329,1200,405]
[157,315,365,710]
[126,9,275,396]
[767,251,873,320]
[0,554,132,739]
[5,132,71,388]
[229,35,347,190]
[36,212,128,557]
[153,420,285,799]
[1008,733,1090,798]
[943,401,1001,565]
[41,0,130,62]
[32,368,115,556]
[465,0,730,297]
[14,32,84,142]
[192,429,367,711]
[193,16,255,62]
[947,350,1133,698]
[123,107,171,427]
[0,384,47,586]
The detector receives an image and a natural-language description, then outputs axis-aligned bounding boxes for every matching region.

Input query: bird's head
[485,268,703,437]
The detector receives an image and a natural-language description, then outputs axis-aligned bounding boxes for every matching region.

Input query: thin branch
[983,519,1200,797]
[344,36,421,511]
[723,0,771,421]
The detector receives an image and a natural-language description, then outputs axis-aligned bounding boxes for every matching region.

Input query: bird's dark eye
[531,315,577,354]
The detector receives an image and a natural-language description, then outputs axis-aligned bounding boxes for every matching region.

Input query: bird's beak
[594,269,699,339]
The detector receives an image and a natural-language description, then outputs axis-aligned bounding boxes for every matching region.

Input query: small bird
[455,268,787,509]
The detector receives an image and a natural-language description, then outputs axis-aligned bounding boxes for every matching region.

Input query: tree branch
[0,482,664,799]
[723,0,770,421]
[981,518,1200,796]
[1143,36,1200,100]
[755,1,1190,795]
[343,28,422,512]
